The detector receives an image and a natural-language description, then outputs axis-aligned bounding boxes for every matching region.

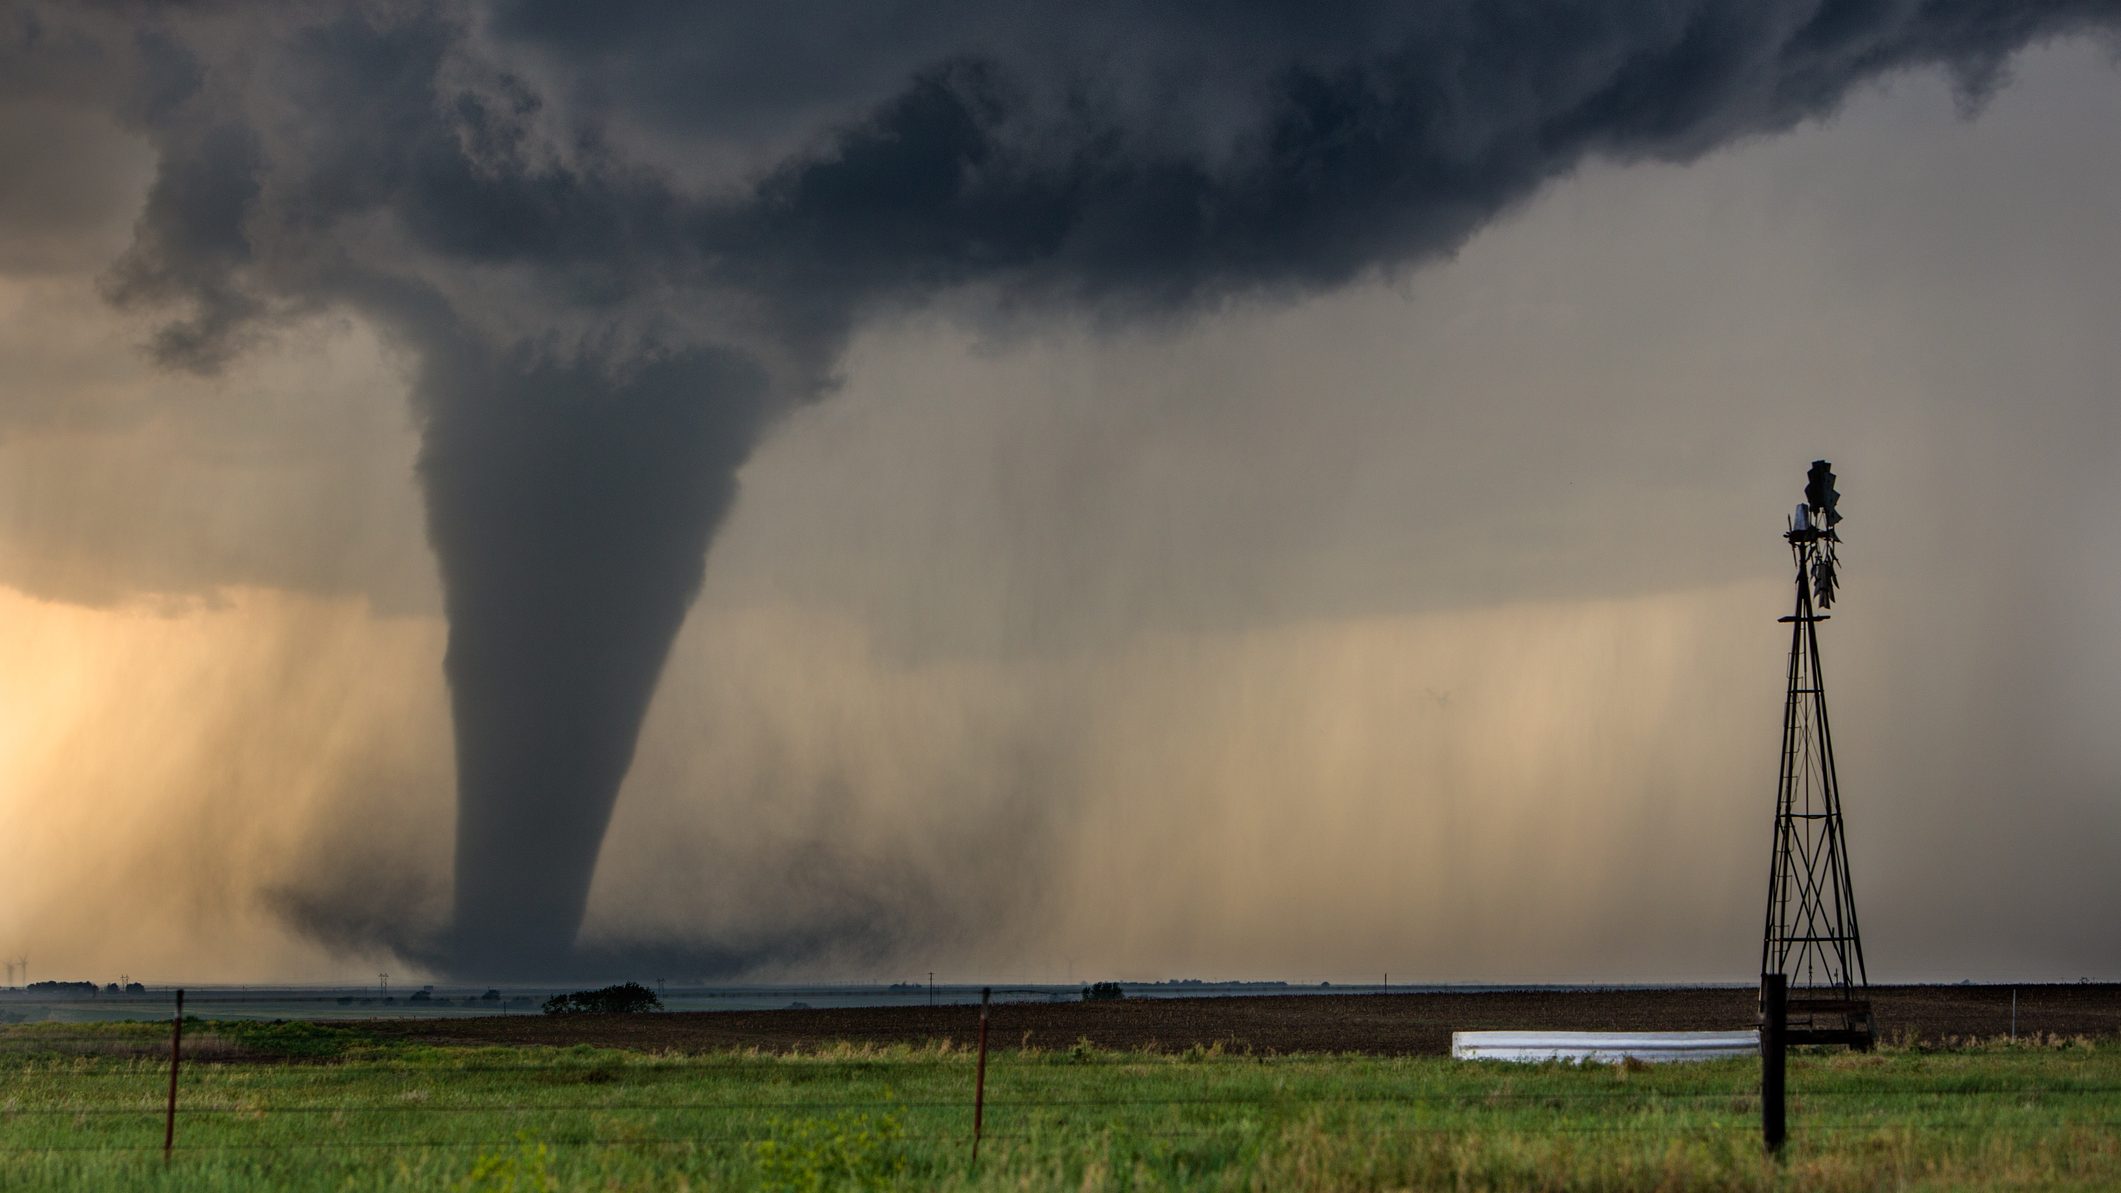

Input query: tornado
[417,346,773,977]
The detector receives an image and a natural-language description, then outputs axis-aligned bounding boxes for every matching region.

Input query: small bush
[541,982,663,1015]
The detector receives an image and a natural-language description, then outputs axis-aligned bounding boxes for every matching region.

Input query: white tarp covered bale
[1451,1030,1759,1064]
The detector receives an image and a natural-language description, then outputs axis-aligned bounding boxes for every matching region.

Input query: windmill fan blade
[1805,460,1843,527]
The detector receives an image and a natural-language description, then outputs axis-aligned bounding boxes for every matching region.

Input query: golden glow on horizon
[0,586,451,982]
[0,577,1785,984]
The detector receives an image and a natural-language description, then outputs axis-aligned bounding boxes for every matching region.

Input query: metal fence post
[164,989,184,1160]
[972,986,992,1161]
[1761,973,1786,1154]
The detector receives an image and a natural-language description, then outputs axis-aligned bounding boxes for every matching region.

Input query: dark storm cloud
[4,0,2114,977]
[77,1,2121,366]
[101,119,264,371]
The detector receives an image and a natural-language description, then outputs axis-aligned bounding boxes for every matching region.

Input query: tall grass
[1,1024,2115,1190]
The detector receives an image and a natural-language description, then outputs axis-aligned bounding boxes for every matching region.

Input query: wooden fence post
[164,988,184,1160]
[972,986,992,1161]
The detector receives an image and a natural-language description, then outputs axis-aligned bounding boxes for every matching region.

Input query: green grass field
[2,1022,2116,1191]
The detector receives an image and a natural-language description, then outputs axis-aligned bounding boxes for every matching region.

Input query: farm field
[3,1011,2119,1191]
[364,984,2121,1056]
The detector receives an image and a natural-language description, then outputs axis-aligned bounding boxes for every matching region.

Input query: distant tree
[480,989,501,1002]
[1082,982,1125,1002]
[542,982,663,1015]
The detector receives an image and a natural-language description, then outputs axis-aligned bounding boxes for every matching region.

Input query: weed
[452,1135,558,1193]
[216,1020,369,1059]
[748,1108,908,1192]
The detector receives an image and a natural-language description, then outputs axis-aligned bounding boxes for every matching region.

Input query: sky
[1,1,2118,985]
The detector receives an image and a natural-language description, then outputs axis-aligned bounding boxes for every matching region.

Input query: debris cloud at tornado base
[6,0,2118,977]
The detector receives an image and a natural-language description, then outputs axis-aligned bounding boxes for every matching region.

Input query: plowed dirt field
[369,984,2121,1055]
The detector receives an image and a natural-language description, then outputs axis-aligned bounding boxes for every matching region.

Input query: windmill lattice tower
[1760,460,1875,1049]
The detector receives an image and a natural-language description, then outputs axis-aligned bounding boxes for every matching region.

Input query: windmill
[1760,460,1874,1048]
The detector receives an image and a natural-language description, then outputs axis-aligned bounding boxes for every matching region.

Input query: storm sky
[2,1,2119,983]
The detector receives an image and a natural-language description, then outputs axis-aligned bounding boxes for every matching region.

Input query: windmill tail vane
[1761,458,1875,1050]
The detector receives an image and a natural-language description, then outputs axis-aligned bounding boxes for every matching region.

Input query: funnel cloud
[3,1,2117,977]
[416,338,773,976]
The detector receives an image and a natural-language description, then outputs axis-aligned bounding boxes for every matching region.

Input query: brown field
[365,983,2121,1055]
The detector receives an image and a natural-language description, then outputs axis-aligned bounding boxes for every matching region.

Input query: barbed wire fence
[1,985,2114,1167]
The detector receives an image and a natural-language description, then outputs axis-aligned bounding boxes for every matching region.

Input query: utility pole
[929,971,935,1007]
